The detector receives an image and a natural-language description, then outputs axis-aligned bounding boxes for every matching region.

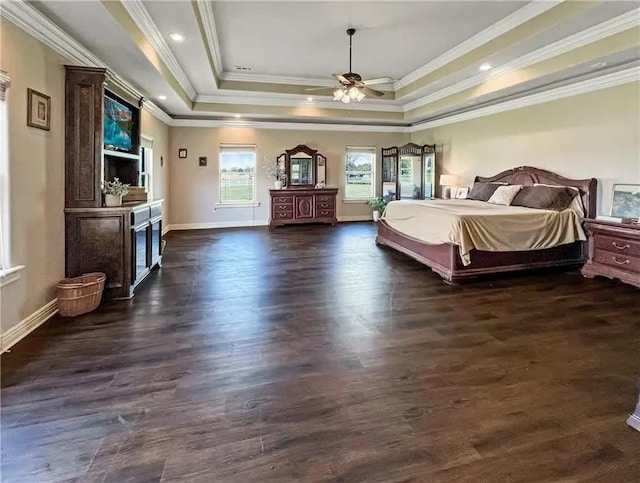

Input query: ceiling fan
[308,28,394,103]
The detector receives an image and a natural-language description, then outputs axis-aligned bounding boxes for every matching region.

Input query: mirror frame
[282,144,322,188]
[380,143,437,200]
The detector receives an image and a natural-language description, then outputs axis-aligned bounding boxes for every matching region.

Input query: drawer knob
[321,203,328,208]
[612,242,630,250]
[612,256,630,265]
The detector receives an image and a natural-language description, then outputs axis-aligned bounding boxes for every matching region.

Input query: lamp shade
[440,174,459,186]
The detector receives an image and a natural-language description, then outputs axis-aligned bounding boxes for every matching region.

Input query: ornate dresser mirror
[380,143,436,200]
[277,144,327,188]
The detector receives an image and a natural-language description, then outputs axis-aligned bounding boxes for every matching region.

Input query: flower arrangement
[102,178,130,197]
[263,157,286,181]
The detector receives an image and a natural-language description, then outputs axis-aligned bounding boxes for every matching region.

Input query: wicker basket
[57,272,106,317]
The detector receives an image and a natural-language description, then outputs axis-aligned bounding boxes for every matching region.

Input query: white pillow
[533,183,584,217]
[488,185,523,205]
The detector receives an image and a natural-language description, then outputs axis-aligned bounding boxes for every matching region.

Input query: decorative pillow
[534,183,584,216]
[512,185,578,211]
[468,182,500,201]
[487,185,523,205]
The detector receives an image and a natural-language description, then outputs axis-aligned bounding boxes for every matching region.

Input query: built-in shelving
[104,149,140,160]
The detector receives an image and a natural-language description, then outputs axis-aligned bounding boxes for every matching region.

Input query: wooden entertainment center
[63,66,162,299]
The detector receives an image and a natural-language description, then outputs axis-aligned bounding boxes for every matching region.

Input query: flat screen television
[103,95,133,152]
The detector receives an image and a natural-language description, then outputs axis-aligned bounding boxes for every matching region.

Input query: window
[219,145,256,204]
[345,146,375,200]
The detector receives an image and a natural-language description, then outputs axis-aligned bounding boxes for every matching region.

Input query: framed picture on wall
[178,148,187,158]
[27,88,51,131]
[198,156,207,167]
[611,184,640,218]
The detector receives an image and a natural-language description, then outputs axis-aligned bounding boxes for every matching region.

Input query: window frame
[344,146,376,202]
[218,144,257,206]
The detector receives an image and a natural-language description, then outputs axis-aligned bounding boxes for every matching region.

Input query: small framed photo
[178,148,187,159]
[455,186,470,199]
[611,184,640,218]
[27,88,51,131]
[198,156,207,167]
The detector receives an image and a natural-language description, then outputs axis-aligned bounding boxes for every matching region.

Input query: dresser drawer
[273,203,293,212]
[272,196,293,204]
[273,211,293,220]
[594,249,640,273]
[315,195,334,203]
[594,234,640,258]
[316,209,335,219]
[315,199,335,209]
[131,207,150,226]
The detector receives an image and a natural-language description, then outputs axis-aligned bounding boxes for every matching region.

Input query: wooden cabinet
[270,188,338,227]
[64,65,161,300]
[582,219,640,289]
[65,201,163,299]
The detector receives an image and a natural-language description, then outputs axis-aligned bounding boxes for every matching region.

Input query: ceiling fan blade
[332,74,350,84]
[305,86,332,91]
[361,86,385,97]
[361,77,394,86]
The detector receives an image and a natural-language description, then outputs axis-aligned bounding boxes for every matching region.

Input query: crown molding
[404,7,640,112]
[220,72,336,87]
[194,93,403,112]
[194,0,224,80]
[0,0,172,126]
[410,65,640,132]
[395,1,562,91]
[120,0,197,100]
[171,118,410,132]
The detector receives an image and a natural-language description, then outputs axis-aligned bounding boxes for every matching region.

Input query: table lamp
[440,174,459,199]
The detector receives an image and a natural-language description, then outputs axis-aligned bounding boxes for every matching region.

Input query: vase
[274,180,283,190]
[373,210,380,222]
[104,194,122,207]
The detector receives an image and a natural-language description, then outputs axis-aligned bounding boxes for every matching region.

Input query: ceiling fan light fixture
[333,88,344,100]
[348,86,359,99]
[356,90,365,102]
[341,94,351,104]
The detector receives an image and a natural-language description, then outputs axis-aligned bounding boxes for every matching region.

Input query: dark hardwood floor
[2,223,639,482]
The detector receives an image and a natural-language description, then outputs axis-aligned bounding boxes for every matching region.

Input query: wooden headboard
[475,166,597,219]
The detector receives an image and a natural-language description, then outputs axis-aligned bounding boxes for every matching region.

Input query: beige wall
[1,20,66,333]
[142,110,171,225]
[169,127,407,226]
[0,20,171,337]
[411,83,640,215]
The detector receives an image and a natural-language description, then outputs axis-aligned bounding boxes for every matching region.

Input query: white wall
[411,83,640,215]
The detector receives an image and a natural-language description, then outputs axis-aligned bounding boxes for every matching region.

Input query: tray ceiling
[11,1,640,128]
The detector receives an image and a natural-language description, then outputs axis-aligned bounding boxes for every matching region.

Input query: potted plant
[368,197,388,222]
[102,178,130,207]
[264,158,286,189]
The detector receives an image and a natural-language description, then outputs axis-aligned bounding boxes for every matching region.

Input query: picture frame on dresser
[611,184,640,219]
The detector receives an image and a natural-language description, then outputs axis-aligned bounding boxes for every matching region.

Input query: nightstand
[582,219,640,289]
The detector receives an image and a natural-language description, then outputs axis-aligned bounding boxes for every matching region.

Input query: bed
[375,166,597,284]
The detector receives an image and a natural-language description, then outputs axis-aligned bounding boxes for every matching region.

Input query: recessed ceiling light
[168,33,184,42]
[158,95,167,100]
[234,114,241,118]
[307,97,313,101]
[479,63,492,71]
[590,61,608,69]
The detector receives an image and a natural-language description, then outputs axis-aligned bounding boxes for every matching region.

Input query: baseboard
[1,299,58,353]
[166,220,269,231]
[162,225,171,236]
[338,215,373,222]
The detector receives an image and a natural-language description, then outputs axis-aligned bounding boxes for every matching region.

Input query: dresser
[582,219,640,288]
[269,188,338,228]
